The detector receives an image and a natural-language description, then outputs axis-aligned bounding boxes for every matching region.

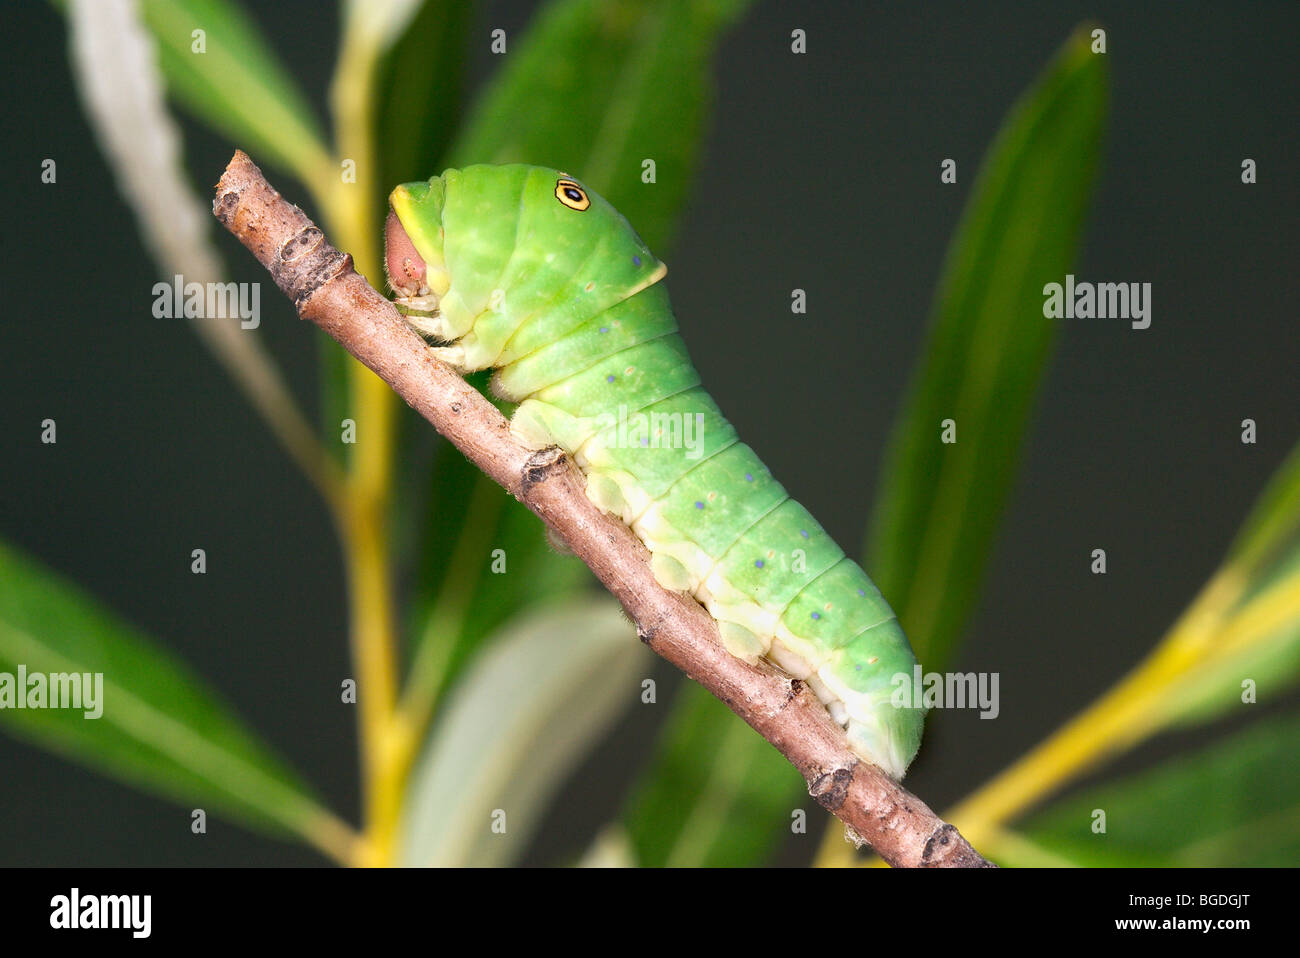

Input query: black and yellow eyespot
[555,178,590,211]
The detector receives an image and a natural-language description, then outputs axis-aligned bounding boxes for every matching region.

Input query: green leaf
[1226,440,1300,579]
[0,540,339,847]
[136,0,332,186]
[65,0,338,511]
[398,600,649,866]
[1012,712,1300,866]
[1144,440,1300,728]
[447,0,752,250]
[341,0,430,54]
[317,337,355,469]
[622,26,1109,869]
[374,0,476,212]
[623,684,804,867]
[1159,542,1300,728]
[867,27,1108,672]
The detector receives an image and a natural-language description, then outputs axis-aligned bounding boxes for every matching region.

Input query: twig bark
[213,150,993,869]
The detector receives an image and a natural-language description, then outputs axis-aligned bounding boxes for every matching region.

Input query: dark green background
[1,0,1296,865]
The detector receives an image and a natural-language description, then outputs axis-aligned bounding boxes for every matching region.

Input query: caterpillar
[384,164,925,779]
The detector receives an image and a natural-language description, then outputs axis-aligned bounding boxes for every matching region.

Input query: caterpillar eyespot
[555,178,591,210]
[384,163,925,780]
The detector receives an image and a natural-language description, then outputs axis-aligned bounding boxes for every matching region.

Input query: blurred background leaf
[622,686,803,866]
[398,600,648,866]
[866,26,1107,673]
[1006,711,1300,866]
[65,0,343,510]
[1225,442,1300,578]
[136,0,333,189]
[1158,537,1300,728]
[0,539,352,860]
[400,431,592,722]
[342,0,428,54]
[626,25,1109,868]
[1188,446,1300,727]
[373,0,475,211]
[448,0,751,249]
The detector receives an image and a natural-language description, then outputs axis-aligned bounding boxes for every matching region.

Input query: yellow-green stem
[319,22,407,865]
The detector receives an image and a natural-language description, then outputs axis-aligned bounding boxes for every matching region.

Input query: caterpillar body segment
[385,163,925,779]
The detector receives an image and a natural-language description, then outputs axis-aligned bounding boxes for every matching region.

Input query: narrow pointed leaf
[446,0,752,250]
[623,687,803,867]
[1012,712,1300,866]
[375,0,476,213]
[399,601,648,866]
[867,27,1108,672]
[1158,543,1300,727]
[136,0,332,184]
[66,0,335,505]
[1225,440,1300,578]
[0,541,337,845]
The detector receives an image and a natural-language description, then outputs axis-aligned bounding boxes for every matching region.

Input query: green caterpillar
[384,164,925,779]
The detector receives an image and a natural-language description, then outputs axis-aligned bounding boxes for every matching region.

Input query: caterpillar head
[385,175,449,302]
[385,164,665,366]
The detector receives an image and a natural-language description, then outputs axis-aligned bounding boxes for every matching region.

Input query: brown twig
[213,150,993,869]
